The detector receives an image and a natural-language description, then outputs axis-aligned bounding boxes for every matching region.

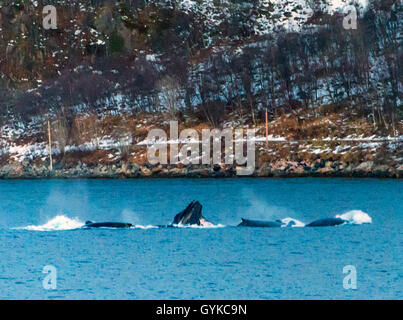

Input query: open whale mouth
[172,200,213,226]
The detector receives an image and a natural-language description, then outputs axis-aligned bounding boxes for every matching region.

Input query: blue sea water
[0,178,401,299]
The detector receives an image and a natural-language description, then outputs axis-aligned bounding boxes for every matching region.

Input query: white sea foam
[336,210,372,225]
[18,215,84,231]
[281,217,305,227]
[174,223,226,229]
[132,225,159,229]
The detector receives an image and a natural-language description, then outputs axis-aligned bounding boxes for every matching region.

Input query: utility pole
[48,120,53,171]
[265,108,269,148]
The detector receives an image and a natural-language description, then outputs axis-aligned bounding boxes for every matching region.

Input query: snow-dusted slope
[179,0,369,35]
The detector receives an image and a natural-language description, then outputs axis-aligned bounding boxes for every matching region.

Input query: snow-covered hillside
[179,0,369,34]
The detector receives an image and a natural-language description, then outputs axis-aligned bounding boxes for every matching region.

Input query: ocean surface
[0,178,401,299]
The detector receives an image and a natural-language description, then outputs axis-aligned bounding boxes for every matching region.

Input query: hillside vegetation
[0,0,401,177]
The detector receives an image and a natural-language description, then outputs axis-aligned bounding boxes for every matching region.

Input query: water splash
[336,210,372,225]
[132,224,159,229]
[172,223,226,229]
[17,215,84,231]
[281,217,305,227]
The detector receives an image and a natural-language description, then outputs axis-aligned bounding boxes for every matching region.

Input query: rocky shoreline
[0,160,402,179]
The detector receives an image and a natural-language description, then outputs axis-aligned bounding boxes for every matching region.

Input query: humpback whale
[171,201,213,226]
[80,202,356,230]
[238,218,298,228]
[238,218,282,228]
[166,202,348,228]
[238,217,346,228]
[84,221,133,228]
[306,217,346,227]
[84,201,212,230]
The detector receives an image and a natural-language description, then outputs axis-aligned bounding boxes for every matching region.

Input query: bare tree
[52,117,69,156]
[157,75,183,120]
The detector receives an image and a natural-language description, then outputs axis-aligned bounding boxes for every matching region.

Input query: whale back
[84,222,132,228]
[306,217,345,227]
[238,218,282,228]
